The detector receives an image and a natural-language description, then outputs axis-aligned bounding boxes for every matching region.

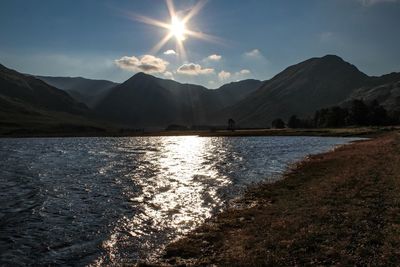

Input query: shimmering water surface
[0,136,361,265]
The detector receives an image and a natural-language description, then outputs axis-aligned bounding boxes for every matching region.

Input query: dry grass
[151,131,400,266]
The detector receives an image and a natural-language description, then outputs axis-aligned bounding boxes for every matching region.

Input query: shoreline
[146,131,400,266]
[0,126,397,139]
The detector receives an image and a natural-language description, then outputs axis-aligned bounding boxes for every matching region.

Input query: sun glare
[129,0,222,60]
[170,16,186,41]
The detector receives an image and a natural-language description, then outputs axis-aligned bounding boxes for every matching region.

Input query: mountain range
[37,76,118,108]
[94,73,262,128]
[0,64,107,135]
[1,55,399,135]
[218,55,370,127]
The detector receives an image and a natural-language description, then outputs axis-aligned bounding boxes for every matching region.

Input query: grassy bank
[151,131,400,266]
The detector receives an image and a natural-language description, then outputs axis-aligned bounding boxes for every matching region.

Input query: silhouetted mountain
[214,79,263,106]
[217,55,370,127]
[37,76,118,107]
[94,73,261,128]
[0,64,88,114]
[0,64,107,135]
[347,72,400,113]
[2,55,399,133]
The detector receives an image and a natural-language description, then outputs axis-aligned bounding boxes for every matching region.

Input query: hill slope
[347,73,400,113]
[0,64,108,135]
[94,73,261,128]
[0,64,88,114]
[217,55,370,127]
[37,76,118,107]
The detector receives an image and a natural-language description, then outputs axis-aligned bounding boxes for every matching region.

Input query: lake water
[0,136,361,265]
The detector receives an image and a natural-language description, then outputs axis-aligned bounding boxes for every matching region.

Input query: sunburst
[128,0,221,61]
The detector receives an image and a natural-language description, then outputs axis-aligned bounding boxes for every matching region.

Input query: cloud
[244,49,262,57]
[238,69,251,75]
[163,71,174,79]
[206,54,222,61]
[115,55,169,73]
[218,70,231,81]
[177,63,214,75]
[357,0,397,6]
[163,49,177,55]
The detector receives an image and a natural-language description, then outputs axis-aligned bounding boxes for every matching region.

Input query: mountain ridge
[215,55,374,127]
[94,72,262,128]
[36,76,119,108]
[1,54,399,131]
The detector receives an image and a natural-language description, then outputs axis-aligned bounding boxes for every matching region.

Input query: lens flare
[125,0,223,60]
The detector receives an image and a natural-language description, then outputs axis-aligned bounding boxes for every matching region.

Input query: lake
[0,136,362,265]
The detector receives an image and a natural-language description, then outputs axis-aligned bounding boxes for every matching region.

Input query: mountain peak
[320,54,344,61]
[132,72,154,79]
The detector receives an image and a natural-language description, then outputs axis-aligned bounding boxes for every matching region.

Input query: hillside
[2,56,399,133]
[347,73,400,113]
[216,55,370,127]
[37,76,118,108]
[0,64,108,136]
[94,73,261,128]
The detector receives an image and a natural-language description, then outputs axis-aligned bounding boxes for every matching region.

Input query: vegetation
[271,118,285,129]
[227,118,236,131]
[279,99,399,129]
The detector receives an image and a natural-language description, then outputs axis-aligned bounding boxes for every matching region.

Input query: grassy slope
[155,131,400,266]
[0,95,115,137]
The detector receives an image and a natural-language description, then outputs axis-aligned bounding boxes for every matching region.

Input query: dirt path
[150,132,400,266]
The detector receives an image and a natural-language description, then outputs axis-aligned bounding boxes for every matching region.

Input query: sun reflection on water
[147,136,229,230]
[95,136,231,264]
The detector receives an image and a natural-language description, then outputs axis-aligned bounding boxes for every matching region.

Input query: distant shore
[0,126,397,138]
[146,130,400,266]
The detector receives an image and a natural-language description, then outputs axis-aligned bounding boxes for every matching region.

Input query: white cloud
[206,54,222,61]
[163,49,177,55]
[115,55,169,73]
[238,69,251,75]
[244,49,262,57]
[163,71,174,79]
[177,63,215,75]
[357,0,397,6]
[218,70,231,81]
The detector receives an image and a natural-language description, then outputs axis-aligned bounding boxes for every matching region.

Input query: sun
[170,16,186,41]
[129,0,221,61]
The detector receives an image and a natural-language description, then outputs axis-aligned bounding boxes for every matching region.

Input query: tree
[288,115,301,128]
[271,118,285,129]
[314,108,329,128]
[348,99,369,126]
[326,106,348,127]
[314,106,347,128]
[367,100,388,126]
[227,118,236,131]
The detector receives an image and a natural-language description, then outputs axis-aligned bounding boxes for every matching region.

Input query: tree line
[272,99,400,129]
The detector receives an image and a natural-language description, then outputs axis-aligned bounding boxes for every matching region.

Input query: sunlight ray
[127,0,221,61]
[166,0,176,19]
[182,0,208,24]
[150,32,173,55]
[176,39,187,62]
[185,29,225,45]
[132,14,170,29]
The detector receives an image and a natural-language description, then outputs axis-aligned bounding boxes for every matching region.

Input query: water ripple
[0,136,362,265]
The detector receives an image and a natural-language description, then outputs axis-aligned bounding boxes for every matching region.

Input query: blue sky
[0,0,399,88]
